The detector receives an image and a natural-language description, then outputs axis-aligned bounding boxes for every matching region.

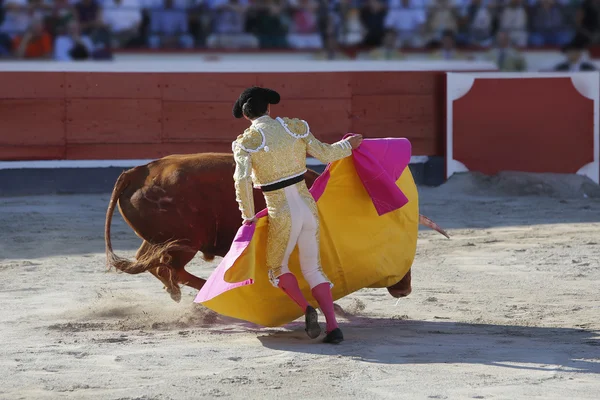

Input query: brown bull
[105,153,448,302]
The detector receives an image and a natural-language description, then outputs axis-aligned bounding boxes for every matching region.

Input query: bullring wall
[0,60,498,162]
[0,71,444,160]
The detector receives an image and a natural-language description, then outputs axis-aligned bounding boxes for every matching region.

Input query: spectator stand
[0,0,595,65]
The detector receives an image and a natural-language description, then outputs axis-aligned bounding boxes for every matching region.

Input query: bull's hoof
[387,286,412,298]
[170,291,182,303]
[164,286,182,303]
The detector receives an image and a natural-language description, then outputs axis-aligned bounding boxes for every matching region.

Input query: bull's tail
[104,170,193,275]
[419,214,450,239]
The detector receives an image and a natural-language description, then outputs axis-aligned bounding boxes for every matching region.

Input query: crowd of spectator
[0,0,596,62]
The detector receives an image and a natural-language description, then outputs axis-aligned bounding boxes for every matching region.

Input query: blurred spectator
[0,31,10,56]
[499,0,528,47]
[485,30,526,70]
[457,0,493,46]
[46,0,76,37]
[368,28,404,59]
[75,0,111,50]
[318,6,341,43]
[360,0,387,47]
[75,0,103,35]
[13,19,52,58]
[0,0,26,55]
[186,0,207,47]
[529,0,570,46]
[430,29,466,59]
[340,6,364,45]
[250,0,289,48]
[28,0,50,25]
[575,0,600,44]
[54,19,94,60]
[554,40,597,70]
[426,0,459,44]
[327,0,361,46]
[206,0,258,48]
[287,0,322,48]
[102,0,143,48]
[385,0,426,48]
[314,32,349,59]
[1,0,30,40]
[147,0,194,48]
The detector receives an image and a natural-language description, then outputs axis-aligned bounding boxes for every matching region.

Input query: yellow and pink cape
[195,137,419,327]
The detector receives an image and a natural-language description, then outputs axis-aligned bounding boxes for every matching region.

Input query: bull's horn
[419,214,450,239]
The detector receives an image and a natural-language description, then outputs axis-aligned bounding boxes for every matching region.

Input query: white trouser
[267,184,330,289]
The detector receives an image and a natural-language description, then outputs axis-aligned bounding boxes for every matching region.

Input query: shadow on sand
[255,317,600,374]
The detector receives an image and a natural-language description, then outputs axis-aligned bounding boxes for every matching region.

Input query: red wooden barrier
[0,71,447,161]
[446,72,599,184]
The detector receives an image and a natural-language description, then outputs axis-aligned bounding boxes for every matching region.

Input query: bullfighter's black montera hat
[232,86,281,118]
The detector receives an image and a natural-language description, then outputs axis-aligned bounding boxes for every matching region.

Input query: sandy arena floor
[0,172,599,400]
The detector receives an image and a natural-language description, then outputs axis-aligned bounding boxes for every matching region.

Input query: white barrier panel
[0,60,497,73]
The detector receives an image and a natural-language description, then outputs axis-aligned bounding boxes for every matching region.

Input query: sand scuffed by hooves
[1,172,599,399]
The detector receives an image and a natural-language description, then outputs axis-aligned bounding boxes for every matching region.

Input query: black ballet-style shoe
[304,306,321,339]
[323,328,344,344]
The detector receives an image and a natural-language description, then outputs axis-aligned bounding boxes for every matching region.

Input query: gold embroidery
[233,116,352,190]
[232,128,264,221]
[231,116,352,284]
[280,117,309,137]
[305,131,352,164]
[263,188,291,273]
[234,127,264,152]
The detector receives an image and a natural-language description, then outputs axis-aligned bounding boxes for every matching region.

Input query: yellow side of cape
[201,156,419,327]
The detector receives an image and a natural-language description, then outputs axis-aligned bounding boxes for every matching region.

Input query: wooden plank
[162,101,248,141]
[349,72,438,96]
[161,73,256,102]
[66,72,161,99]
[404,137,438,156]
[66,99,162,144]
[66,142,234,159]
[0,99,65,145]
[256,72,352,99]
[351,94,436,121]
[271,99,351,136]
[351,119,436,140]
[0,145,65,161]
[0,72,65,99]
[164,99,351,141]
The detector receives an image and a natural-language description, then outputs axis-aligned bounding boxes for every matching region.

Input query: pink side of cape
[194,137,412,303]
[344,135,411,216]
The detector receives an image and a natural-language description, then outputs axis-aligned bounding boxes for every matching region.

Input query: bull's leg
[136,241,181,301]
[168,250,207,295]
[150,265,181,301]
[386,268,412,298]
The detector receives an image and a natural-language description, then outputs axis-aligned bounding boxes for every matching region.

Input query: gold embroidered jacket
[232,115,353,221]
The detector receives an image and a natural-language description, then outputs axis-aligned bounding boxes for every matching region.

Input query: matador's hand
[243,217,257,226]
[348,134,363,149]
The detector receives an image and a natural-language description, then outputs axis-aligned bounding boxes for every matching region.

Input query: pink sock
[311,282,338,333]
[277,273,309,311]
